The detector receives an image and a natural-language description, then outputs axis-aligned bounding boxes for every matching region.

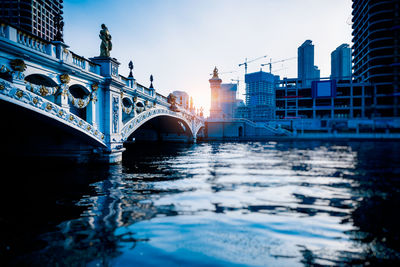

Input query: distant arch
[121,108,195,142]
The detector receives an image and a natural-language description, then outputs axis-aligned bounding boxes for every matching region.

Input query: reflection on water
[0,141,400,266]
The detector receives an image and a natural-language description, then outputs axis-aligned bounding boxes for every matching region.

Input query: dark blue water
[1,141,400,266]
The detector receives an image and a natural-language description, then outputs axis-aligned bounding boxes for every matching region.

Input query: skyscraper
[245,71,277,121]
[352,0,399,117]
[331,44,352,81]
[298,40,320,87]
[220,83,237,119]
[0,0,64,42]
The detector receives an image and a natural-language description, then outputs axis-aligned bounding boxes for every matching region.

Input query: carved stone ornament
[10,59,27,72]
[60,73,70,84]
[91,82,99,91]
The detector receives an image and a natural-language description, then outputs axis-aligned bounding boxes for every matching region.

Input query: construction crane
[261,57,296,73]
[238,55,267,74]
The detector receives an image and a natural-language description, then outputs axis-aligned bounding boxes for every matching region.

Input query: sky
[63,0,353,115]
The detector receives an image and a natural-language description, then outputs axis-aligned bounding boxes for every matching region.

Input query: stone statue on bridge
[99,24,112,57]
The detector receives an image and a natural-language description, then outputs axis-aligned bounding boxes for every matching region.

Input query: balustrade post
[55,88,70,111]
[7,26,17,42]
[87,97,97,128]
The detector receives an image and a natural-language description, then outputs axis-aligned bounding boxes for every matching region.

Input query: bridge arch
[121,108,195,143]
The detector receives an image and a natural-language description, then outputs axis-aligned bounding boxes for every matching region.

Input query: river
[1,141,399,266]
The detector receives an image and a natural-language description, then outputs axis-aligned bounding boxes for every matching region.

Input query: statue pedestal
[90,57,120,78]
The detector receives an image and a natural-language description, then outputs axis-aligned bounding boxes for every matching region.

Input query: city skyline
[63,0,353,115]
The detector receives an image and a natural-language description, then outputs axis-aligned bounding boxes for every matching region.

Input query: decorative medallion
[60,73,70,84]
[69,115,74,121]
[91,82,99,91]
[46,103,52,110]
[133,96,137,103]
[87,125,91,131]
[39,85,49,97]
[0,84,4,90]
[16,90,23,98]
[10,59,27,72]
[58,110,63,116]
[78,99,84,108]
[33,97,38,104]
[79,121,83,126]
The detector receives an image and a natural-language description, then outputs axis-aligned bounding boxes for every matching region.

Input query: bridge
[0,23,204,163]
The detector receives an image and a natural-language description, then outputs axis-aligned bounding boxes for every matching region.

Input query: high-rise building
[298,40,320,87]
[220,83,237,119]
[352,0,399,117]
[331,44,352,81]
[245,71,278,121]
[0,0,64,42]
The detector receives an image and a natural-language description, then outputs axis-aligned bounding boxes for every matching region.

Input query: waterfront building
[0,0,63,42]
[244,70,278,121]
[352,0,399,117]
[273,77,400,132]
[331,44,352,81]
[172,90,189,109]
[298,40,320,87]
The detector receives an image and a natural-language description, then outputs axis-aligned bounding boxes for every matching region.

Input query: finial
[212,66,219,78]
[149,74,154,89]
[128,61,134,77]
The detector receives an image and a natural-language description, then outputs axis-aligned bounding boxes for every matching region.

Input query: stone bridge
[0,23,204,163]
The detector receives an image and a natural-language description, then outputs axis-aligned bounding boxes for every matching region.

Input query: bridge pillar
[90,56,125,162]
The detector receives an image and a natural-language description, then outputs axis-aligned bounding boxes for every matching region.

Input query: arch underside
[121,109,196,142]
[0,79,106,149]
[0,99,105,161]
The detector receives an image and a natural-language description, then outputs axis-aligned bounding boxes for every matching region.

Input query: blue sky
[64,0,352,114]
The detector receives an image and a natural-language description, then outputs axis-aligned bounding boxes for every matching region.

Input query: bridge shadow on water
[0,142,193,266]
[0,141,399,266]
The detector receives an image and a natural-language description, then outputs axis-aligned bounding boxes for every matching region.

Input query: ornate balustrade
[16,30,48,54]
[71,52,86,69]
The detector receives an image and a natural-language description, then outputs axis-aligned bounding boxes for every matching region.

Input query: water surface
[1,141,399,266]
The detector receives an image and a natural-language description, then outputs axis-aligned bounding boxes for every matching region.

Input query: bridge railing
[0,23,101,75]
